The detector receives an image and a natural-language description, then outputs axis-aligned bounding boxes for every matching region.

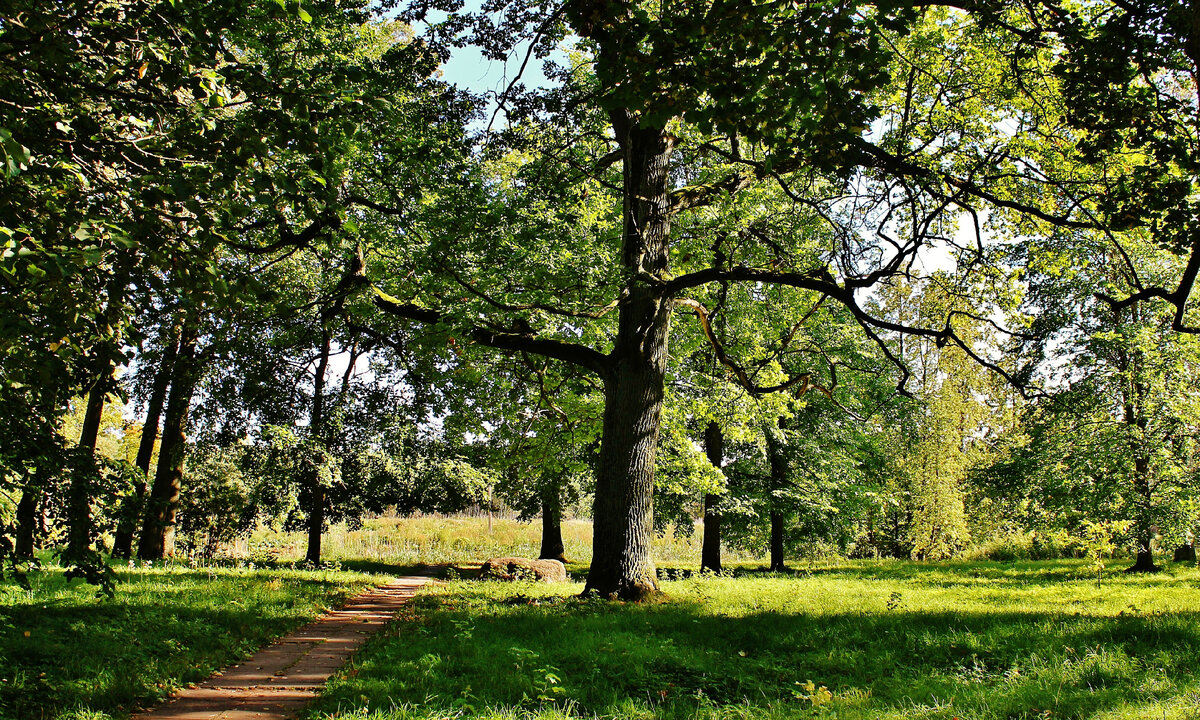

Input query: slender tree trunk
[1119,318,1159,574]
[113,334,179,558]
[539,493,566,562]
[304,253,363,566]
[584,114,674,600]
[769,511,786,572]
[701,421,723,573]
[138,322,200,560]
[766,422,788,572]
[15,488,38,558]
[67,376,108,558]
[1127,455,1160,572]
[305,327,332,566]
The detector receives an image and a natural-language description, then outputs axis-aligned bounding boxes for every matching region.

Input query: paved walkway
[133,576,430,720]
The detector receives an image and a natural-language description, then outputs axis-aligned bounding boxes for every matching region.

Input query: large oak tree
[359,0,1063,598]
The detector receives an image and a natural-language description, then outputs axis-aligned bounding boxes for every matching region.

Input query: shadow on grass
[312,574,1200,720]
[0,566,368,720]
[334,559,437,576]
[659,558,1200,589]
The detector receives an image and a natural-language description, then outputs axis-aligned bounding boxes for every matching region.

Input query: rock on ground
[479,557,567,582]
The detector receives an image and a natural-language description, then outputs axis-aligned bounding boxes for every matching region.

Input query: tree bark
[583,114,675,600]
[305,326,333,566]
[138,320,200,560]
[701,421,723,574]
[539,494,566,562]
[67,376,108,559]
[113,333,179,558]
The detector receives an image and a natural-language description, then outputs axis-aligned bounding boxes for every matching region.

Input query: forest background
[2,0,1200,595]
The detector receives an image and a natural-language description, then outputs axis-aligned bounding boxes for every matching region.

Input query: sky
[414,2,566,127]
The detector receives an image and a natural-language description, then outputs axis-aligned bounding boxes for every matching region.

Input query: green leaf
[0,129,32,178]
[298,5,313,23]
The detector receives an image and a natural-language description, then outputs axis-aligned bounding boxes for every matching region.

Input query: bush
[964,530,1089,562]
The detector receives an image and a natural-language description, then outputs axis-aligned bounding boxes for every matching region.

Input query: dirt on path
[132,576,429,720]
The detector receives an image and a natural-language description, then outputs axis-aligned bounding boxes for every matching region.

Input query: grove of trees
[2,0,1199,597]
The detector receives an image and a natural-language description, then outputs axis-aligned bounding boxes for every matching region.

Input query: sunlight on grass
[307,560,1200,720]
[236,516,766,569]
[0,562,376,720]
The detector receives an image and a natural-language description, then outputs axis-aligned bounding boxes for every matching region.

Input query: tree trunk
[1119,321,1159,574]
[67,376,108,559]
[138,322,200,560]
[113,333,178,558]
[15,487,38,558]
[539,495,566,562]
[769,510,786,572]
[766,422,788,572]
[583,114,674,600]
[701,421,723,573]
[305,327,333,566]
[1127,455,1160,573]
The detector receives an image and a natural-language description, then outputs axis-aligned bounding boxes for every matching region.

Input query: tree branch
[372,292,610,377]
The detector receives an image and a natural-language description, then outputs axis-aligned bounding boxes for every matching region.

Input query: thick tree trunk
[138,324,199,560]
[584,114,674,600]
[305,328,333,566]
[701,421,723,574]
[67,376,107,558]
[539,495,566,562]
[587,366,667,599]
[113,334,178,558]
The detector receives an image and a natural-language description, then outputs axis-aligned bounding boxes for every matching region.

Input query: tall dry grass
[232,516,764,568]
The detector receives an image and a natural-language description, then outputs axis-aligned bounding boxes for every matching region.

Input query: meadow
[233,515,739,569]
[309,561,1200,720]
[4,518,1199,720]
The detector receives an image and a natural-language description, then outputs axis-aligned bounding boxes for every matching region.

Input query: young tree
[986,241,1200,571]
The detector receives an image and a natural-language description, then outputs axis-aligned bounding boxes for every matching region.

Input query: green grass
[0,561,379,720]
[307,559,1200,720]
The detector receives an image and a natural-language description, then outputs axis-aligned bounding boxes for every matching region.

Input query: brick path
[132,576,429,720]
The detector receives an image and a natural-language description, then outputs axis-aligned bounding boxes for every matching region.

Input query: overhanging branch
[372,291,610,377]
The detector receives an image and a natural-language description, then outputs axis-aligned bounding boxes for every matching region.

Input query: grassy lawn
[308,559,1200,720]
[0,562,379,720]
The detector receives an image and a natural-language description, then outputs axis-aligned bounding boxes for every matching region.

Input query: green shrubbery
[964,530,1092,562]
